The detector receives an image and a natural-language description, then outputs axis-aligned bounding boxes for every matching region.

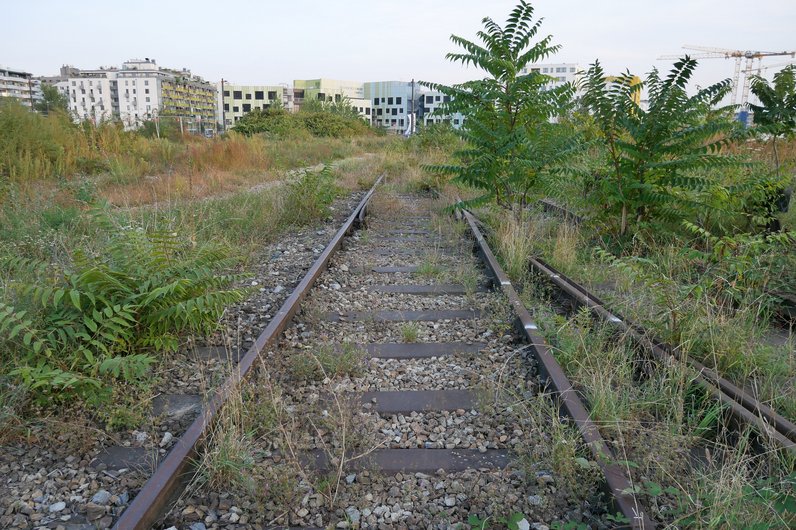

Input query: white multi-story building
[218,83,294,128]
[365,81,419,134]
[521,63,582,91]
[418,90,464,129]
[66,67,119,124]
[114,59,167,128]
[52,59,216,131]
[1,66,42,108]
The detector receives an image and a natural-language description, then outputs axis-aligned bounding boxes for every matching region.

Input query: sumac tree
[423,1,580,212]
[580,57,746,236]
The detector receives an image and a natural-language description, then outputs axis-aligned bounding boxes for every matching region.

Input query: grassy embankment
[0,98,400,434]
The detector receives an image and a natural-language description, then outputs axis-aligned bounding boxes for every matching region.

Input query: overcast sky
[5,0,795,93]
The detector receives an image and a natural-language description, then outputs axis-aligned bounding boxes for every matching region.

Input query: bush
[0,217,247,403]
[0,99,85,181]
[233,107,371,139]
[282,166,340,225]
[407,123,460,151]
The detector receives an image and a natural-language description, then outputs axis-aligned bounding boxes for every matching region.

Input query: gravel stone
[90,490,112,505]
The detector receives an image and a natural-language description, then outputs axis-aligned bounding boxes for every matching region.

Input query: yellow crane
[658,45,795,107]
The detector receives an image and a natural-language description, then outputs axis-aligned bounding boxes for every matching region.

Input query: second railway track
[529,200,796,455]
[112,182,655,529]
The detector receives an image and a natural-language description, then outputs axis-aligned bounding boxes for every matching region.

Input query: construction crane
[757,60,796,76]
[658,45,795,107]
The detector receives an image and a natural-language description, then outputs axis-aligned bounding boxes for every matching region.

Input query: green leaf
[53,289,65,308]
[69,290,81,310]
[9,323,25,339]
[83,316,98,333]
[644,481,663,497]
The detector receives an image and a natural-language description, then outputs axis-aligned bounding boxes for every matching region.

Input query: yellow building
[605,75,643,106]
[160,74,216,133]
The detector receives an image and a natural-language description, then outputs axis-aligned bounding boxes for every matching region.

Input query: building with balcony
[159,72,216,134]
[46,58,216,131]
[1,66,43,108]
[66,67,120,124]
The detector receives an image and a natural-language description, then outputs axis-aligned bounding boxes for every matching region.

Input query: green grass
[487,205,796,528]
[288,343,366,381]
[400,323,419,343]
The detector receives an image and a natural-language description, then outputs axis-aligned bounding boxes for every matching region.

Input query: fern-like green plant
[0,224,247,403]
[580,57,748,236]
[421,1,581,212]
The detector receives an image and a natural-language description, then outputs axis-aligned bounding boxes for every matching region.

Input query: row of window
[225,103,277,113]
[70,79,151,86]
[425,118,460,125]
[224,90,279,101]
[374,118,405,127]
[425,95,450,104]
[541,67,576,73]
[373,96,402,105]
[373,107,402,116]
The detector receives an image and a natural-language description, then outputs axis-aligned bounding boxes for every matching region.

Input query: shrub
[0,218,247,403]
[579,57,750,236]
[282,166,340,225]
[421,1,580,211]
[233,107,370,139]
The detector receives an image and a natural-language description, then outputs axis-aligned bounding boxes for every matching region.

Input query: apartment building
[364,81,417,134]
[160,70,216,133]
[115,59,215,132]
[66,67,120,123]
[48,58,216,131]
[418,90,464,129]
[218,84,291,128]
[521,63,582,90]
[1,66,43,108]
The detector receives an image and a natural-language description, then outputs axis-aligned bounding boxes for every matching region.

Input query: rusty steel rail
[461,209,656,529]
[537,198,584,225]
[531,199,796,454]
[112,175,383,530]
[529,255,796,455]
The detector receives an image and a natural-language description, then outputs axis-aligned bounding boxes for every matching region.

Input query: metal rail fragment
[112,175,384,530]
[461,209,654,529]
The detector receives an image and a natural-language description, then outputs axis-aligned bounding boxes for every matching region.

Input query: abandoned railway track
[106,181,661,529]
[529,200,796,456]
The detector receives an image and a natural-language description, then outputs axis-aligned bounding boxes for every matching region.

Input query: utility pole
[410,79,415,135]
[220,78,226,134]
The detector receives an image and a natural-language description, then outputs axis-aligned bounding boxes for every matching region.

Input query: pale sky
[4,0,795,93]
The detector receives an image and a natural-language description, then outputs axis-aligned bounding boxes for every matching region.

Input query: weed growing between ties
[184,344,384,526]
[399,323,419,343]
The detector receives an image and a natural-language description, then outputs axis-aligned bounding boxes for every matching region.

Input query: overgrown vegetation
[0,218,246,403]
[431,1,796,527]
[0,90,388,431]
[422,1,580,211]
[232,101,373,139]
